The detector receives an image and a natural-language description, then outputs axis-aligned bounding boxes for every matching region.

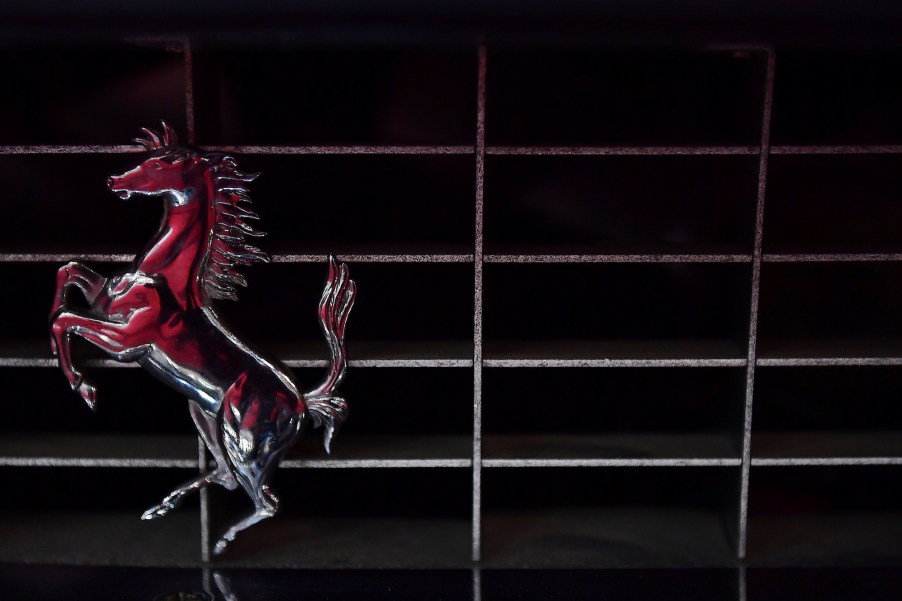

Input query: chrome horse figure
[49,123,356,555]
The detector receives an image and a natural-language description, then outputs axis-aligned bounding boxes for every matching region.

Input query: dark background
[1,3,901,599]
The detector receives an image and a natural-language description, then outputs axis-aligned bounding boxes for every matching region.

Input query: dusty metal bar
[184,38,196,145]
[1,143,896,157]
[6,252,755,268]
[272,254,475,263]
[485,254,753,264]
[738,48,775,560]
[198,436,210,562]
[279,459,472,468]
[752,457,902,466]
[739,566,747,601]
[21,355,902,369]
[487,146,759,156]
[471,46,486,561]
[763,253,902,262]
[0,253,474,264]
[0,145,142,154]
[202,568,213,600]
[202,145,475,155]
[0,457,198,468]
[771,145,902,155]
[471,45,487,564]
[0,254,135,263]
[344,359,473,368]
[183,37,208,563]
[0,456,473,468]
[483,458,743,467]
[757,357,902,367]
[484,358,747,368]
[0,145,472,155]
[0,357,472,368]
[491,144,902,156]
[0,358,58,367]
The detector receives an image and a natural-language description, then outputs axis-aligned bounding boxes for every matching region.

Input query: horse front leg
[50,262,108,355]
[49,309,147,409]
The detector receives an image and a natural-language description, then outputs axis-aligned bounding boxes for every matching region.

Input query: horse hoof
[141,503,174,521]
[213,538,231,556]
[78,381,98,411]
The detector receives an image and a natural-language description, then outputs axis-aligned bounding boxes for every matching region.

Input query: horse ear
[140,127,163,148]
[161,121,179,147]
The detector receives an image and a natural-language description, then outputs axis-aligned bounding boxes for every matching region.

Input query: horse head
[107,122,268,302]
[108,122,202,205]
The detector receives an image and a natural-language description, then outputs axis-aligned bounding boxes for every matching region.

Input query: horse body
[49,123,354,554]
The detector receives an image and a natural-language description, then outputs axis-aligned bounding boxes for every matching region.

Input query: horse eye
[152,161,163,170]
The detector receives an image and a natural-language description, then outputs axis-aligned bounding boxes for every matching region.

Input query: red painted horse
[49,123,355,554]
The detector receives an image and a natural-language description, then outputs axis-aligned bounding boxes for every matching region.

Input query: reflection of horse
[49,123,355,554]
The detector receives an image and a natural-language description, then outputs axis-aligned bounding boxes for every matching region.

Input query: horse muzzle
[107,176,133,200]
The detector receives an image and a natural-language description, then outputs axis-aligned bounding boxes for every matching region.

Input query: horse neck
[136,186,212,310]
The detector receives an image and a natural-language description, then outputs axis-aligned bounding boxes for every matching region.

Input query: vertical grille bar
[472,45,487,563]
[184,36,197,144]
[739,564,747,601]
[182,36,210,563]
[738,48,776,558]
[198,436,210,563]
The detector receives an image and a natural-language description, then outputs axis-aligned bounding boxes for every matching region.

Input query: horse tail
[305,256,356,453]
[306,395,349,455]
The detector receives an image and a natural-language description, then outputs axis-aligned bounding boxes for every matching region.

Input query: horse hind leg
[213,434,289,555]
[212,435,286,556]
[189,400,238,491]
[213,400,300,554]
[141,470,222,521]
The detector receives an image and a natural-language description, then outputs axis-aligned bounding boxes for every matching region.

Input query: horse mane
[136,123,270,302]
[202,154,270,301]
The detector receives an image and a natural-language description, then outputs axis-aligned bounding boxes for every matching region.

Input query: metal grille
[1,40,901,570]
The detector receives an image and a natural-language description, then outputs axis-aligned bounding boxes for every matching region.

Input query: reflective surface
[48,123,356,555]
[4,565,902,601]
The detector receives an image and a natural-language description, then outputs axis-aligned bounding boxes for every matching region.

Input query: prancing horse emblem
[48,122,356,555]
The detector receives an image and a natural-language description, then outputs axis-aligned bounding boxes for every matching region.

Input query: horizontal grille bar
[0,357,472,368]
[752,457,902,466]
[756,357,902,367]
[1,144,900,156]
[770,145,902,155]
[485,254,753,263]
[487,146,758,156]
[763,254,902,262]
[0,457,198,468]
[204,145,475,155]
[279,459,471,468]
[10,456,902,468]
[483,358,747,368]
[483,458,742,467]
[0,253,474,263]
[10,253,901,264]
